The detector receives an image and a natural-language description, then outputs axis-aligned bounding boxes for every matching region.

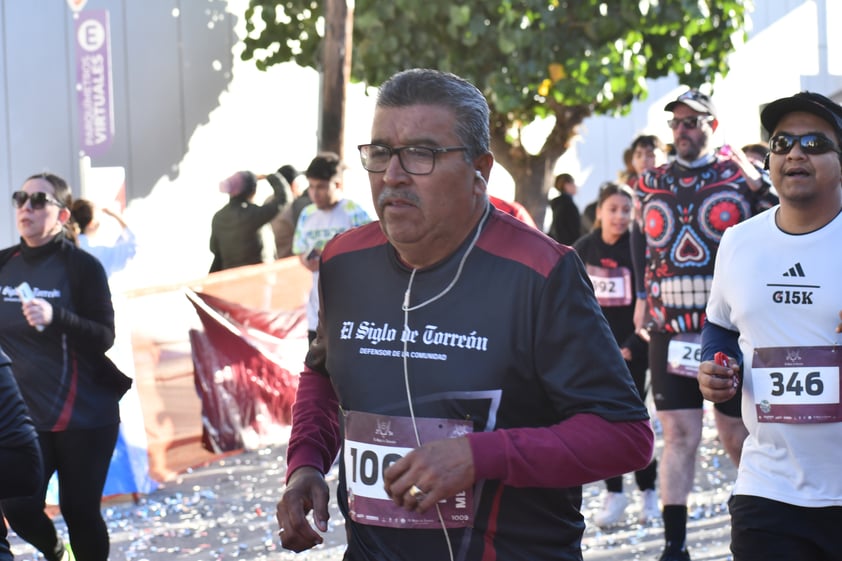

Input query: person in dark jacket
[209,170,291,272]
[266,164,310,258]
[0,345,43,561]
[547,172,582,245]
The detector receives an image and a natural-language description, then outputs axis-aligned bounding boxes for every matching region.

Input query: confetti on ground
[8,406,735,561]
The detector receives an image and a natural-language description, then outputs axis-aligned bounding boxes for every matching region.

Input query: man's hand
[276,467,330,552]
[698,353,740,403]
[298,250,320,272]
[383,437,475,513]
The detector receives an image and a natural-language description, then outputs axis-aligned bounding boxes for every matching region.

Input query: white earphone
[474,170,487,187]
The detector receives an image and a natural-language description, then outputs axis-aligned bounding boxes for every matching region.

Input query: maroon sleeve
[285,366,341,483]
[467,413,653,487]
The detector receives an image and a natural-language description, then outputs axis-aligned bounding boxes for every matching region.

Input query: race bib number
[343,411,474,529]
[585,264,632,307]
[667,333,701,378]
[751,346,842,423]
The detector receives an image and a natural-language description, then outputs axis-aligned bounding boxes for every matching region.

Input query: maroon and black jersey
[290,205,652,561]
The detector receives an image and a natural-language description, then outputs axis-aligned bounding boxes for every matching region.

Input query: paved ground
[8,407,736,561]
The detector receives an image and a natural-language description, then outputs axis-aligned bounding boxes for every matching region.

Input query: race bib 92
[585,264,632,307]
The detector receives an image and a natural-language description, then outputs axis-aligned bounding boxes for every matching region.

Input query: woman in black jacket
[0,173,125,561]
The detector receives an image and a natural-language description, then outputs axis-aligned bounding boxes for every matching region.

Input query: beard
[675,135,704,161]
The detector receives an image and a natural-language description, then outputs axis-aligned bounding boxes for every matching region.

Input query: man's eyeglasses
[667,116,713,130]
[358,144,469,175]
[768,133,841,156]
[12,191,64,210]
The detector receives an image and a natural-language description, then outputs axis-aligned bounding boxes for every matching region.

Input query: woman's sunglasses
[768,133,841,156]
[12,191,65,210]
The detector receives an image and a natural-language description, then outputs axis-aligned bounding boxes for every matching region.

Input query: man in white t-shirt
[292,152,371,342]
[699,91,842,561]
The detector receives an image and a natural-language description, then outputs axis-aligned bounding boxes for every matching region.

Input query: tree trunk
[514,158,556,231]
[320,0,354,157]
[490,121,558,231]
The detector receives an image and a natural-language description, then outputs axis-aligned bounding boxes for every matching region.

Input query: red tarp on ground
[186,289,308,453]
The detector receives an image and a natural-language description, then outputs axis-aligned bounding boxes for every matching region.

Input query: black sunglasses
[768,133,841,156]
[667,116,713,130]
[12,191,64,210]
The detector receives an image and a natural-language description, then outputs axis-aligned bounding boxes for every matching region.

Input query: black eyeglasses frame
[357,144,469,176]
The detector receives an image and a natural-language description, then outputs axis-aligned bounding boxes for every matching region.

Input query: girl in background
[573,182,658,527]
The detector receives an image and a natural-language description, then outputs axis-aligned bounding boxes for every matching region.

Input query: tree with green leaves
[241,0,751,224]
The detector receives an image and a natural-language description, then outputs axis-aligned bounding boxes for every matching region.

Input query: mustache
[377,188,421,208]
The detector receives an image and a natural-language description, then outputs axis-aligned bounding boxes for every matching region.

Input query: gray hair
[376,69,490,161]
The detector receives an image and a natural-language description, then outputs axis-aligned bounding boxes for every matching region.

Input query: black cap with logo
[760,91,842,138]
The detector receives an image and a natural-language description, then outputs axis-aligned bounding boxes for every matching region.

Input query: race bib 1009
[343,410,474,529]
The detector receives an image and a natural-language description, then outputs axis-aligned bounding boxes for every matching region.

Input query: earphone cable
[402,287,455,561]
[402,202,491,313]
[398,201,493,561]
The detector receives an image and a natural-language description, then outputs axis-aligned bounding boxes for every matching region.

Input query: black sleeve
[548,196,582,245]
[50,247,115,354]
[251,173,293,226]
[630,220,646,295]
[621,332,648,358]
[535,250,648,422]
[266,173,292,207]
[0,353,39,450]
[0,358,41,497]
[209,225,222,273]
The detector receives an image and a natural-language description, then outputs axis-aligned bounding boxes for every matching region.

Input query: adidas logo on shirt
[770,262,814,305]
[782,262,805,277]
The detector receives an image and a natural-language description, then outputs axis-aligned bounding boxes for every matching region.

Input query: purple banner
[75,9,114,157]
